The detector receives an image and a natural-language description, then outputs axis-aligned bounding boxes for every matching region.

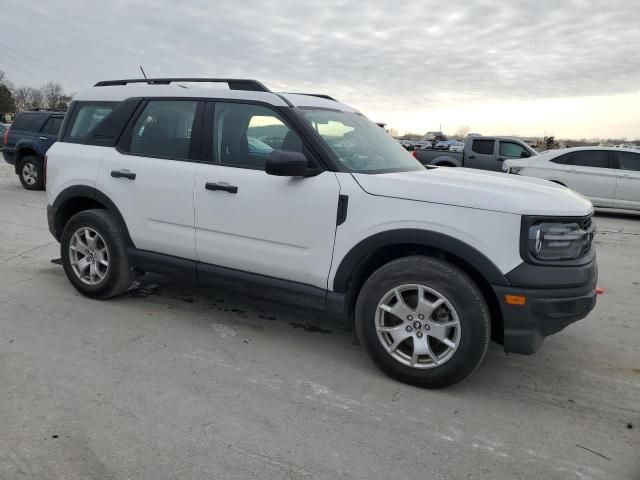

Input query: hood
[353,168,593,216]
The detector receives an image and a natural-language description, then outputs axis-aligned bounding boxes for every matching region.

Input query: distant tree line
[0,70,72,114]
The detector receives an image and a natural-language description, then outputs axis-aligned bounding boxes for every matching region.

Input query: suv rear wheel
[355,255,490,388]
[60,209,133,299]
[18,155,45,190]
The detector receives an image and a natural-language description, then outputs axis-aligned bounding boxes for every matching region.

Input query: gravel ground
[0,163,637,480]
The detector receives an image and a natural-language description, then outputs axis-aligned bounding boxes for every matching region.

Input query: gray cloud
[1,0,639,111]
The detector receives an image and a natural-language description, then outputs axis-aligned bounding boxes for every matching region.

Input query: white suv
[46,78,598,388]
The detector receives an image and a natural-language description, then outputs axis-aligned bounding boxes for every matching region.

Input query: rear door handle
[39,136,47,140]
[468,155,476,159]
[205,182,238,194]
[111,170,136,180]
[496,157,505,161]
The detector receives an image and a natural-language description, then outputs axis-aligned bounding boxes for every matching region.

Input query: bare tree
[28,88,44,110]
[453,125,471,140]
[0,70,15,112]
[13,86,44,112]
[40,82,65,109]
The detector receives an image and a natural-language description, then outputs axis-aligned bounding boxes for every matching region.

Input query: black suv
[2,110,65,190]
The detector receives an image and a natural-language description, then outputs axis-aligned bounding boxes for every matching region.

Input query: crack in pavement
[0,242,55,264]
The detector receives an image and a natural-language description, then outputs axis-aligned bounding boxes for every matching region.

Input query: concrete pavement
[0,163,637,479]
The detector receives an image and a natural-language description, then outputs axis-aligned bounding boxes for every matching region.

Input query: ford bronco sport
[46,78,598,388]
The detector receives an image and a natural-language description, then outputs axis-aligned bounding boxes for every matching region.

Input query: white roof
[537,146,640,158]
[72,83,357,112]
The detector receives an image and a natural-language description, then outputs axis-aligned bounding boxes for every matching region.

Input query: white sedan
[503,147,640,211]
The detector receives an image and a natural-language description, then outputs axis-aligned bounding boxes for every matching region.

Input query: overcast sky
[2,0,640,138]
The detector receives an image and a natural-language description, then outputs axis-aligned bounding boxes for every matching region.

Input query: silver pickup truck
[413,136,537,171]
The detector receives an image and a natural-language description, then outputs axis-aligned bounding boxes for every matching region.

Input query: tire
[60,209,133,299]
[355,255,490,389]
[18,155,45,190]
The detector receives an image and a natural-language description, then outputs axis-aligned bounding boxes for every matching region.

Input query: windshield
[300,109,424,174]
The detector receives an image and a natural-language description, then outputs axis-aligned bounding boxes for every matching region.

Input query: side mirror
[266,150,316,177]
[520,151,531,158]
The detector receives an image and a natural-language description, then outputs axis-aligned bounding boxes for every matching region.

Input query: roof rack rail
[285,93,337,101]
[93,78,270,92]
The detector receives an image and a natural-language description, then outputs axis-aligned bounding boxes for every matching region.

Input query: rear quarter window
[471,139,495,155]
[11,113,45,132]
[64,103,117,143]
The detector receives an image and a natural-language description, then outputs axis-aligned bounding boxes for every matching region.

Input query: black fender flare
[52,185,134,246]
[332,229,509,293]
[14,140,42,172]
[429,155,461,167]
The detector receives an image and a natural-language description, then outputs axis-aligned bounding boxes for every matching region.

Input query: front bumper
[492,259,598,354]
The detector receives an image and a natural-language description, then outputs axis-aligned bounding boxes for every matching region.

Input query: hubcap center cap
[412,320,421,330]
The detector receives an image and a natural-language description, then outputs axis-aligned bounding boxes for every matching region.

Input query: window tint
[551,153,573,165]
[617,152,640,172]
[499,141,529,158]
[68,104,114,142]
[40,117,64,136]
[571,151,609,168]
[130,101,197,159]
[11,113,44,132]
[214,103,303,170]
[471,139,494,155]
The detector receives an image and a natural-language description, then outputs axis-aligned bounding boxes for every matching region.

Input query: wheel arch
[52,185,134,247]
[331,229,508,343]
[430,155,461,167]
[14,142,41,173]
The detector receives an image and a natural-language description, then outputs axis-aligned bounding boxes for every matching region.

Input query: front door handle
[206,182,238,194]
[111,170,136,180]
[39,136,48,140]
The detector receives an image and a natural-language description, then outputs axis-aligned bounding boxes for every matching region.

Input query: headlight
[527,221,594,261]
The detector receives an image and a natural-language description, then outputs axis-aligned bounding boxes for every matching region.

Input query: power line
[0,42,89,87]
[0,41,89,84]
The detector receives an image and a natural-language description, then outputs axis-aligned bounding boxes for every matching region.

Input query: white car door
[194,101,341,289]
[559,150,617,207]
[613,151,640,210]
[97,99,201,260]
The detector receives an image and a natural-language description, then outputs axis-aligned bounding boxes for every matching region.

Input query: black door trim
[126,248,340,313]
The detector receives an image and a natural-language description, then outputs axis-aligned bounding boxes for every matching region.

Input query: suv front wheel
[355,255,490,388]
[61,209,133,299]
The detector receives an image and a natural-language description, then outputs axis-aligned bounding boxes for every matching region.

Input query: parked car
[413,136,537,171]
[434,141,449,150]
[0,122,9,136]
[46,77,597,388]
[414,140,432,150]
[448,141,464,152]
[2,110,66,189]
[504,147,640,211]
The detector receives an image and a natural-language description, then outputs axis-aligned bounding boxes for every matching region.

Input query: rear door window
[571,151,610,168]
[130,100,198,160]
[471,139,494,155]
[616,151,640,171]
[66,103,116,143]
[40,117,64,136]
